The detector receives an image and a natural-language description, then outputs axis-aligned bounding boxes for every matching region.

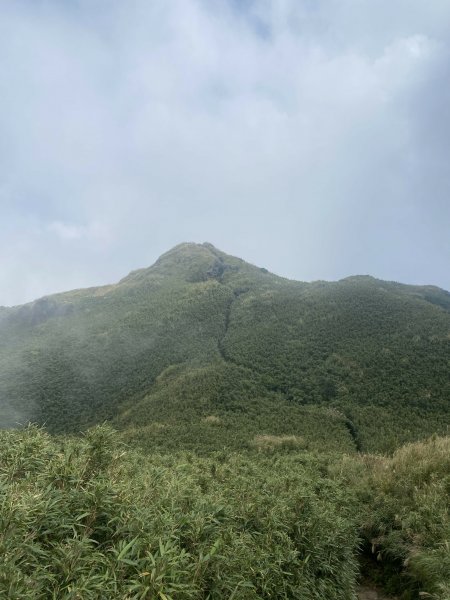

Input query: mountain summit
[0,243,449,452]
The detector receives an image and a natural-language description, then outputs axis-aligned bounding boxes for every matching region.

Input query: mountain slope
[0,242,449,452]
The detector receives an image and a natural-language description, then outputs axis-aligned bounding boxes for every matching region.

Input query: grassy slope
[1,425,447,599]
[1,244,449,598]
[0,425,361,600]
[0,242,449,453]
[338,435,450,599]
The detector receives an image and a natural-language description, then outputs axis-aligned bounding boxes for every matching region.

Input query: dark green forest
[0,243,449,598]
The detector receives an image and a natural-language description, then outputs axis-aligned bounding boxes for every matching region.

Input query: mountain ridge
[4,241,449,310]
[0,242,449,453]
[1,241,448,600]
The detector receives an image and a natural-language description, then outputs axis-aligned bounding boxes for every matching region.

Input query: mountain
[1,242,449,453]
[1,242,449,599]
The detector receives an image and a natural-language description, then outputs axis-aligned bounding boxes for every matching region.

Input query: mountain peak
[119,242,230,285]
[156,241,219,262]
[119,242,276,288]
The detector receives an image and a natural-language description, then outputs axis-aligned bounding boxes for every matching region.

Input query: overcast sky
[1,0,449,305]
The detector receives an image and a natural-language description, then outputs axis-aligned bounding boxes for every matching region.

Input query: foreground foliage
[338,436,450,599]
[0,425,359,599]
[0,426,448,599]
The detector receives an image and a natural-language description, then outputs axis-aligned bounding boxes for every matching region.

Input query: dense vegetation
[116,361,356,455]
[0,243,448,598]
[0,426,448,599]
[0,243,449,453]
[0,425,359,599]
[340,436,450,599]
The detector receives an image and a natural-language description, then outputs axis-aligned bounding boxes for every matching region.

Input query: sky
[1,0,449,306]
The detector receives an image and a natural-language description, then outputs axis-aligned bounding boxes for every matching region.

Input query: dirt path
[357,585,397,600]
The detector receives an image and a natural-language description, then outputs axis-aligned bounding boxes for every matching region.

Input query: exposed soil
[357,585,398,600]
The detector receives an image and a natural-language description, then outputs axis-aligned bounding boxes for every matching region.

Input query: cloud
[0,0,449,305]
[47,222,88,241]
[47,221,112,245]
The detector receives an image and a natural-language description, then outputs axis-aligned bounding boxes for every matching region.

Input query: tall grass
[0,425,359,599]
[1,425,448,599]
[337,436,450,599]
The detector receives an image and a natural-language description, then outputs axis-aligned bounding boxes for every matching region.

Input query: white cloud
[0,0,449,304]
[47,221,112,245]
[47,222,87,241]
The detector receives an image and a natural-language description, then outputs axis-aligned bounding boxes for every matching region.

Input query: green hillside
[0,243,449,599]
[0,242,449,452]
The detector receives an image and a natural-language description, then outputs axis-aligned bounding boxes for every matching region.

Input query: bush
[0,426,360,599]
[338,436,450,599]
